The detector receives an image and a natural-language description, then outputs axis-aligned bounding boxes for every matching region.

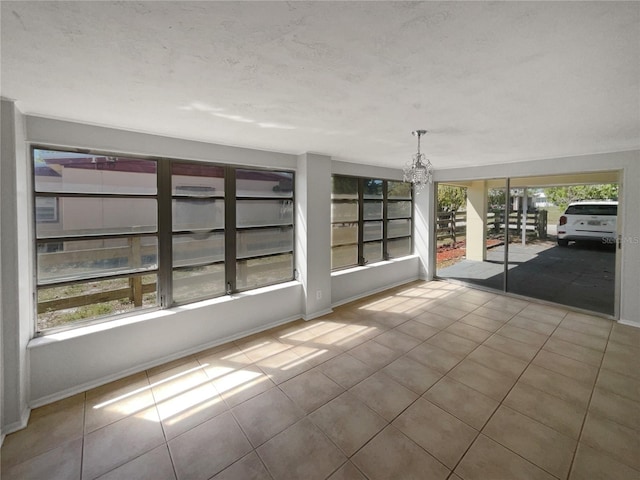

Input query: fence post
[451,212,456,244]
[129,237,143,307]
[516,211,521,238]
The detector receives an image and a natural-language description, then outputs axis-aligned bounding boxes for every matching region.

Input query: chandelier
[403,129,433,192]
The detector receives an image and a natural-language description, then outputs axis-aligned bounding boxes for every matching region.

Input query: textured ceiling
[1,1,639,169]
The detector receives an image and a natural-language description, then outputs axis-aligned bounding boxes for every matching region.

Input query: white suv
[557,201,617,246]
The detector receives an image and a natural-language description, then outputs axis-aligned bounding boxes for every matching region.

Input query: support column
[466,180,487,261]
[414,182,435,280]
[1,98,32,436]
[296,153,332,319]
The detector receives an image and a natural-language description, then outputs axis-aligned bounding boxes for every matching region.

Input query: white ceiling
[1,1,639,169]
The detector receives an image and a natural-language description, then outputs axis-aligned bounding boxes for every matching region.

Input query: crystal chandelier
[403,129,433,192]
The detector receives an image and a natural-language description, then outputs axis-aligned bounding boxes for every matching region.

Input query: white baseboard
[1,406,31,438]
[617,318,640,329]
[302,308,333,321]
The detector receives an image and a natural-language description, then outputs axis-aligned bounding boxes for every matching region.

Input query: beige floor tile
[596,368,640,402]
[412,310,458,329]
[455,434,556,480]
[466,345,528,379]
[371,329,422,353]
[85,373,155,434]
[352,425,450,480]
[440,299,481,313]
[569,442,640,480]
[503,382,586,439]
[381,355,443,394]
[255,348,314,384]
[257,418,346,480]
[235,335,293,362]
[317,352,375,388]
[1,437,82,480]
[559,316,612,339]
[394,319,439,341]
[519,364,592,409]
[279,369,344,413]
[589,386,640,431]
[448,359,515,401]
[543,337,603,367]
[517,304,567,324]
[406,342,465,374]
[96,445,176,480]
[326,461,367,480]
[602,345,640,380]
[148,361,211,403]
[428,303,471,321]
[426,330,479,356]
[168,411,252,480]
[459,313,505,332]
[444,321,493,343]
[482,333,540,362]
[508,315,558,335]
[470,306,515,323]
[312,324,375,351]
[349,372,418,421]
[156,380,227,440]
[496,324,549,348]
[288,343,342,367]
[147,355,197,377]
[82,407,165,480]
[581,412,640,470]
[1,394,85,470]
[231,387,304,447]
[564,311,612,328]
[348,339,400,369]
[424,376,499,430]
[551,327,608,351]
[211,451,273,480]
[609,323,640,349]
[211,364,276,408]
[393,397,478,468]
[532,349,599,385]
[309,391,387,456]
[482,405,576,479]
[196,342,251,362]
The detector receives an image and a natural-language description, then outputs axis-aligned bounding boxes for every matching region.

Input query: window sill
[29,280,301,346]
[331,255,419,277]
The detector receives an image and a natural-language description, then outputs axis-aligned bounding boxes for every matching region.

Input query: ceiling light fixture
[403,129,433,192]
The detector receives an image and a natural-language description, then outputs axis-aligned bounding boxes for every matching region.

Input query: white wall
[434,151,640,326]
[331,256,421,306]
[12,116,420,413]
[1,99,32,434]
[297,153,333,319]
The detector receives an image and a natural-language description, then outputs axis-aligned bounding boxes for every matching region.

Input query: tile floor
[2,281,639,480]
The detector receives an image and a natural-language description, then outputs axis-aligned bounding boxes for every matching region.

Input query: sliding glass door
[435,172,619,316]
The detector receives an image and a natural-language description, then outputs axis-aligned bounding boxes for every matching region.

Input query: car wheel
[557,239,569,246]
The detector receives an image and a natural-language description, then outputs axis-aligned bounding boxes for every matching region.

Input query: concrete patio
[437,241,616,315]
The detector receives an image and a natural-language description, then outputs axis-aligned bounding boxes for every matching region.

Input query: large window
[33,148,295,333]
[331,176,413,270]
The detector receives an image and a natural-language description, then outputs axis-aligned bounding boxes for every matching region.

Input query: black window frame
[31,145,295,335]
[331,175,414,271]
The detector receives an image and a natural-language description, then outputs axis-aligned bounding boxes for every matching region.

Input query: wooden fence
[437,210,548,243]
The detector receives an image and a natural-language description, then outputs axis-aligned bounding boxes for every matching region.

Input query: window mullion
[225,167,236,293]
[383,180,389,260]
[157,159,173,307]
[357,178,365,265]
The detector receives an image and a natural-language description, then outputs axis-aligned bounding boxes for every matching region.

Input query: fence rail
[437,210,548,243]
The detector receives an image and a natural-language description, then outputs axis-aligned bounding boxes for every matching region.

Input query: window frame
[331,175,414,271]
[31,145,296,335]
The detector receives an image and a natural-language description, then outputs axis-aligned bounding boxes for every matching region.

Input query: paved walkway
[437,241,615,315]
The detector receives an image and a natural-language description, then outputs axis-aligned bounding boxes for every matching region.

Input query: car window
[565,204,617,215]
